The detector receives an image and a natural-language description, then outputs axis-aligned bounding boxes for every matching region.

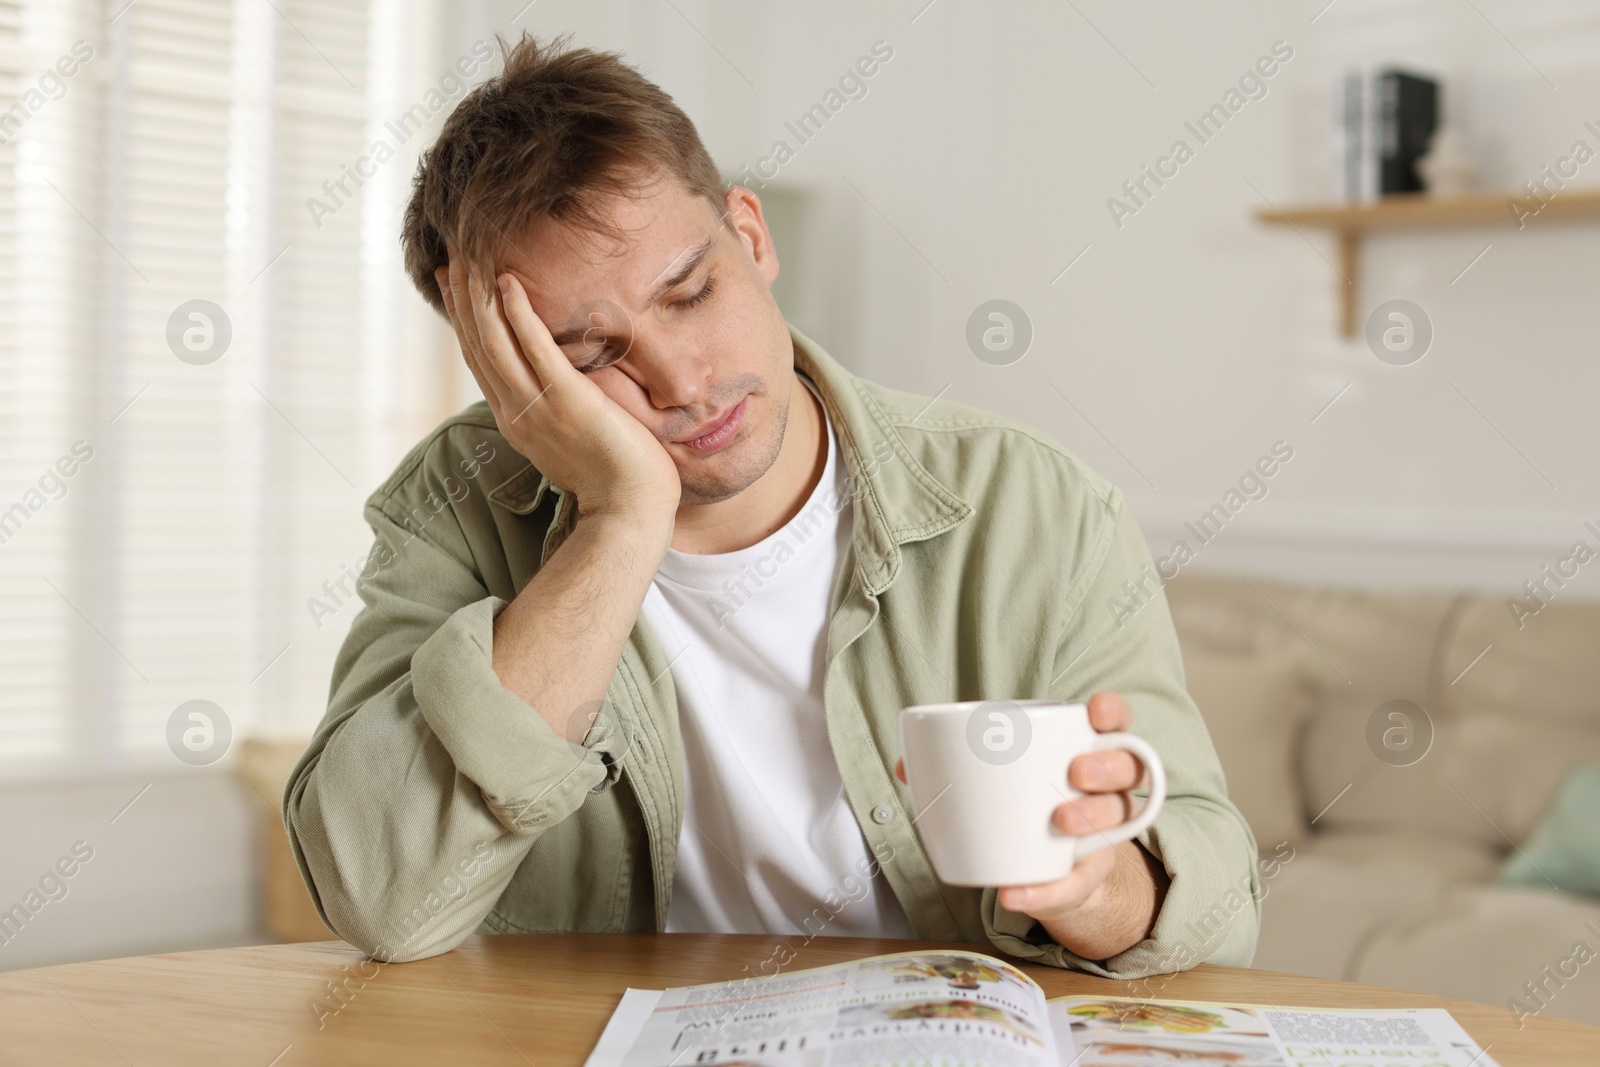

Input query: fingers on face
[439,259,495,403]
[443,251,503,402]
[460,262,511,399]
[467,266,544,399]
[438,240,597,426]
[434,265,452,313]
[495,273,566,392]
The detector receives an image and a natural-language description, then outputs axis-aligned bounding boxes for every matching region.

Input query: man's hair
[400,32,729,319]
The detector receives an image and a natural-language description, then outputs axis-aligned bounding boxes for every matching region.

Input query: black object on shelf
[1333,66,1438,201]
[1378,69,1438,195]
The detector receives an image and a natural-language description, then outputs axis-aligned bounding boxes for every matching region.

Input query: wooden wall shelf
[1253,189,1600,337]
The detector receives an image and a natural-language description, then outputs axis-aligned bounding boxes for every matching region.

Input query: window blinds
[0,0,456,778]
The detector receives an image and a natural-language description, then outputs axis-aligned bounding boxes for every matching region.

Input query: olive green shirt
[282,323,1260,977]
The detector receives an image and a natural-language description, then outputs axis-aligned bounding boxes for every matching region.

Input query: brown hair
[400,31,729,319]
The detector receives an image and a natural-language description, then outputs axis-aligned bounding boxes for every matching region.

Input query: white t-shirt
[643,375,915,938]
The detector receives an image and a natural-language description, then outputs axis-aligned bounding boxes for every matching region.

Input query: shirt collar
[487,321,972,595]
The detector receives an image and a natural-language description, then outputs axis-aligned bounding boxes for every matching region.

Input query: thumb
[894,758,906,784]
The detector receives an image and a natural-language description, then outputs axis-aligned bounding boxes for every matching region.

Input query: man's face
[494,175,794,507]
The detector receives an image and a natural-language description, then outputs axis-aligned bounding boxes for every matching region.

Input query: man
[282,32,1260,978]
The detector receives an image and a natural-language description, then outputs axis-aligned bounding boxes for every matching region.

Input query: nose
[625,329,714,413]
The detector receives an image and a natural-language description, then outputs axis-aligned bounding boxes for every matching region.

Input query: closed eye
[573,276,716,372]
[672,274,716,310]
[574,350,615,373]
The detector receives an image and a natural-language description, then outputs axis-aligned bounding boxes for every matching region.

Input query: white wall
[493,0,1600,598]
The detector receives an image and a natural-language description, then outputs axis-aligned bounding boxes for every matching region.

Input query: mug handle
[1070,733,1167,860]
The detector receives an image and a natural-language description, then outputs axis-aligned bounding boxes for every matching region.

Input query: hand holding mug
[896,691,1168,959]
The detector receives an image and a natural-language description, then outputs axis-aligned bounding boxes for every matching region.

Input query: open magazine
[583,949,1501,1067]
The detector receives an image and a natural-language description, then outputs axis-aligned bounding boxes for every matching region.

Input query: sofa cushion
[1166,574,1456,699]
[1425,594,1600,845]
[1297,691,1600,849]
[1442,593,1600,729]
[1353,884,1600,1027]
[1181,645,1310,847]
[1296,828,1500,883]
[1166,574,1303,657]
[1251,832,1477,981]
[1498,762,1600,898]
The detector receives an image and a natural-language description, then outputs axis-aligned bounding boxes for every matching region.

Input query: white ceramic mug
[898,699,1167,887]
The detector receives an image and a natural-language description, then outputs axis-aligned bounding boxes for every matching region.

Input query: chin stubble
[676,388,789,507]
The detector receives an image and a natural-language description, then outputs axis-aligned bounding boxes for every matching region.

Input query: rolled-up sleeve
[282,494,624,963]
[981,492,1261,977]
[412,595,619,828]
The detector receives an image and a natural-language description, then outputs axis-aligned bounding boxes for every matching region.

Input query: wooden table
[2,934,1595,1065]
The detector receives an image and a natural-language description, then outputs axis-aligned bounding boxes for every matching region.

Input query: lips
[677,396,747,453]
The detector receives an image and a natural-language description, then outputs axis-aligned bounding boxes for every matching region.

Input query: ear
[722,185,780,287]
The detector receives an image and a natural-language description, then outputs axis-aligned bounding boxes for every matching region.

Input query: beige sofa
[1166,571,1600,1027]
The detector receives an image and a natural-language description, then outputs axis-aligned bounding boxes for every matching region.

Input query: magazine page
[1047,994,1501,1067]
[584,950,1058,1067]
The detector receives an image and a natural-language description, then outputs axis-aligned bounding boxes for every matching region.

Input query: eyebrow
[549,235,716,348]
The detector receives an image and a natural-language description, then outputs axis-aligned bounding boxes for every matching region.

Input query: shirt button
[872,805,894,824]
